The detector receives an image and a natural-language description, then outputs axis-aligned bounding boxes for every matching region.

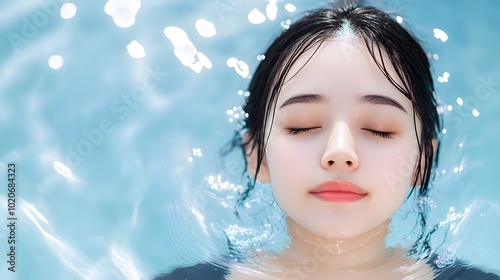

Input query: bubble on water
[439,206,471,235]
[224,174,290,255]
[280,19,291,29]
[60,3,77,19]
[192,148,202,157]
[266,2,278,21]
[414,196,435,213]
[164,26,212,73]
[435,248,457,268]
[207,174,243,194]
[104,0,141,28]
[227,58,249,78]
[437,105,445,114]
[285,3,296,13]
[127,40,146,58]
[48,55,63,70]
[437,71,450,83]
[433,28,448,42]
[248,8,266,24]
[195,19,216,38]
[226,106,246,123]
[237,90,250,97]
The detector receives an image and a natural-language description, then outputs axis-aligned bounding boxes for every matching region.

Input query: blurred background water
[0,0,499,279]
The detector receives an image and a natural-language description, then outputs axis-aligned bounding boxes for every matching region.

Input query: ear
[413,138,438,186]
[243,133,270,183]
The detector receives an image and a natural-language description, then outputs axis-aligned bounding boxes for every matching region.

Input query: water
[1,0,499,279]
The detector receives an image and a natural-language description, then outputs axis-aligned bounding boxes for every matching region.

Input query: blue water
[1,0,499,279]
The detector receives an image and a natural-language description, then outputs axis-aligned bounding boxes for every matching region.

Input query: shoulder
[154,259,231,280]
[428,255,500,280]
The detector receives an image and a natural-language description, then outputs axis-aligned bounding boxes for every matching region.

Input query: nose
[321,121,359,170]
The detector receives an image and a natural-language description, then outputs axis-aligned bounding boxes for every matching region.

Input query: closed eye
[286,127,320,135]
[364,129,394,139]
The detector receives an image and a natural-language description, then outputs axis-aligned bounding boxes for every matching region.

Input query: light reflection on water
[0,0,499,279]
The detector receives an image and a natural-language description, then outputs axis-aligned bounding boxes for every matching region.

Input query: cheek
[362,141,419,190]
[266,139,299,184]
[266,135,311,171]
[265,136,315,196]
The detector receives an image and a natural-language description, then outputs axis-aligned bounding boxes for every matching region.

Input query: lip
[310,181,367,202]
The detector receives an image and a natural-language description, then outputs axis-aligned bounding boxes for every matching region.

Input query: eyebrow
[279,93,407,113]
[357,94,407,113]
[279,94,327,109]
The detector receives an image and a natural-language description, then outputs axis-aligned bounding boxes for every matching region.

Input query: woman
[157,1,500,279]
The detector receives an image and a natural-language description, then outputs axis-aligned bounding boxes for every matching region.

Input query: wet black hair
[223,0,440,256]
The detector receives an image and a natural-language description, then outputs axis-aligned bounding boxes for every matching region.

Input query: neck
[237,219,432,279]
[271,217,392,273]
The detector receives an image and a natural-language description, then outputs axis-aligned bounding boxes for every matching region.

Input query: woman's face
[263,38,421,239]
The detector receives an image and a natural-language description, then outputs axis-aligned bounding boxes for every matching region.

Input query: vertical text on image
[6,163,17,272]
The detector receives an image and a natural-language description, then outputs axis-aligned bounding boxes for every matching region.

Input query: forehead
[277,38,407,103]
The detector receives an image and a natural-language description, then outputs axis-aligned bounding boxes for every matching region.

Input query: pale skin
[227,38,436,280]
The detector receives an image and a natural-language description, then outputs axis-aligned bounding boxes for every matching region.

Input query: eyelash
[286,128,317,135]
[286,128,394,139]
[364,129,394,139]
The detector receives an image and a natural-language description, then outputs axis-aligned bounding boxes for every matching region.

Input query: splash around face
[262,37,422,241]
